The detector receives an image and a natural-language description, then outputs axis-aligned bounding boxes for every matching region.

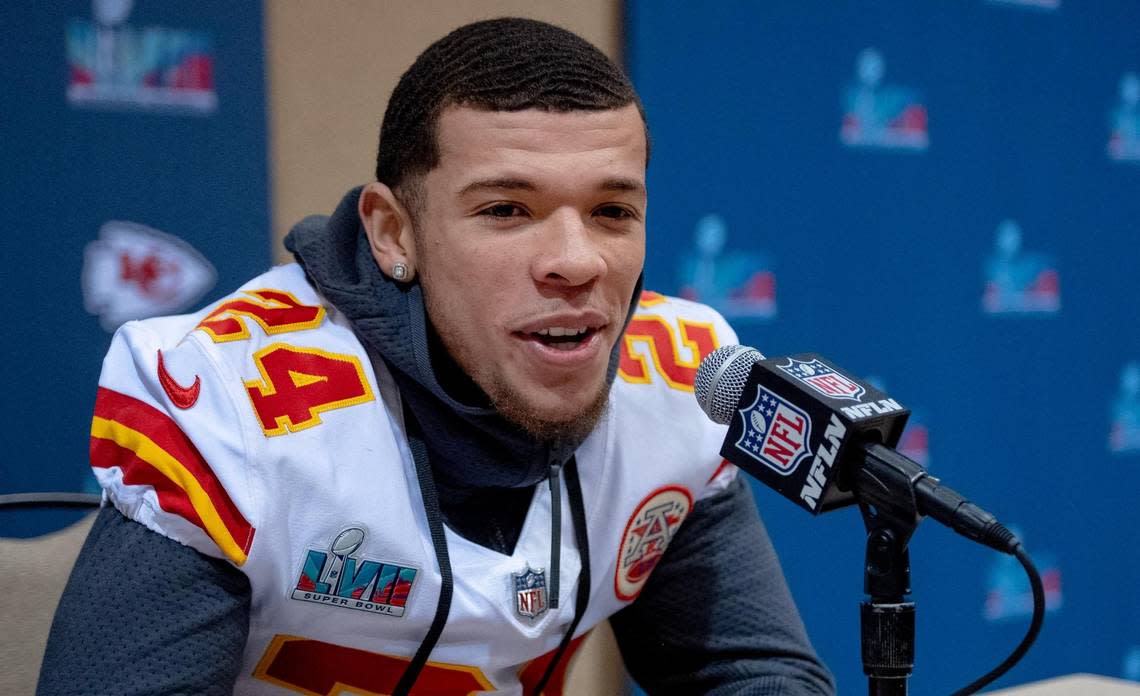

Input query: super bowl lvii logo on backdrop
[66,0,217,113]
[839,48,929,151]
[1109,362,1140,454]
[1123,646,1140,683]
[1108,72,1140,163]
[981,220,1060,315]
[677,214,776,320]
[864,376,931,467]
[984,528,1062,621]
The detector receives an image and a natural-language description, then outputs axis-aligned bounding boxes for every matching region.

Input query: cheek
[607,236,646,287]
[426,255,513,337]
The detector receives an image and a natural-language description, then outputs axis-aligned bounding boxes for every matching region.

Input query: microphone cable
[693,344,1047,693]
[951,542,1045,695]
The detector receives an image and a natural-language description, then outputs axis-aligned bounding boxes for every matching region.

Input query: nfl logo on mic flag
[779,358,866,402]
[735,386,813,476]
[722,354,910,515]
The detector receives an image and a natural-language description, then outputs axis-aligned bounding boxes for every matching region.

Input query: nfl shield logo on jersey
[512,565,548,619]
[735,384,813,475]
[779,357,866,402]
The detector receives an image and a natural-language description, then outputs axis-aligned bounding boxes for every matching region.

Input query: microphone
[695,345,1019,554]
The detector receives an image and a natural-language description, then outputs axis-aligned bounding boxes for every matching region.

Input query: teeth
[536,327,588,337]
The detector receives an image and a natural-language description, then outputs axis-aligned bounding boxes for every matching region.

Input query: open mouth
[517,326,600,351]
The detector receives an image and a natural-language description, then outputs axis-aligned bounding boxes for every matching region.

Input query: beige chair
[990,674,1140,695]
[0,511,97,696]
[565,621,630,695]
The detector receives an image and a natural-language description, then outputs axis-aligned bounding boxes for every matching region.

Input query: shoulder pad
[613,291,741,500]
[616,290,739,393]
[92,319,256,565]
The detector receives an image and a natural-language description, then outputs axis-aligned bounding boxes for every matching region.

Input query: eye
[594,205,637,221]
[478,203,528,218]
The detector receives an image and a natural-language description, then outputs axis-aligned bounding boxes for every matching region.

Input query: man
[41,18,834,695]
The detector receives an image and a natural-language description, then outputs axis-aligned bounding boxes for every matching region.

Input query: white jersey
[91,264,739,695]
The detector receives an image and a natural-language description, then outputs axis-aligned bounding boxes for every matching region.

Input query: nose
[531,208,607,289]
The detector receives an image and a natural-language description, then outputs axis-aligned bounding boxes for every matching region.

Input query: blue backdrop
[0,1,269,538]
[4,1,1139,690]
[627,0,1140,691]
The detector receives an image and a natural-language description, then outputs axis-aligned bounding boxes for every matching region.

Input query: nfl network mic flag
[722,354,911,515]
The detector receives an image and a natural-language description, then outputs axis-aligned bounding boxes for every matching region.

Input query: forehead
[431,104,648,187]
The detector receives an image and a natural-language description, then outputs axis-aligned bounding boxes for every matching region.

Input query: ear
[358,182,417,282]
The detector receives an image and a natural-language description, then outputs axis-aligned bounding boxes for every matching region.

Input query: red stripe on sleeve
[92,387,254,556]
[89,436,208,532]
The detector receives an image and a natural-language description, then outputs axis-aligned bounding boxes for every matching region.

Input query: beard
[422,290,614,444]
[482,370,612,444]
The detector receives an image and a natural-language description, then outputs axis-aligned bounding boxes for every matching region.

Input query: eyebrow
[457,178,536,196]
[600,177,646,195]
[457,177,646,197]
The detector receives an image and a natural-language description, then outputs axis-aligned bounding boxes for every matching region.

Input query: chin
[488,378,612,444]
[530,401,593,425]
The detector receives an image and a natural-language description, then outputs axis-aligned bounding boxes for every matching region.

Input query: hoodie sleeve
[38,505,250,696]
[610,475,836,696]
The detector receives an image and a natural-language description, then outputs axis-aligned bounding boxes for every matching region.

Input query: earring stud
[392,262,408,281]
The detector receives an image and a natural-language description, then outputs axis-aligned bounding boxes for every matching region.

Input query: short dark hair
[375,17,647,199]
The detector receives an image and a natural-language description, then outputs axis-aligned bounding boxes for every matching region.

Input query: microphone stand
[852,445,926,696]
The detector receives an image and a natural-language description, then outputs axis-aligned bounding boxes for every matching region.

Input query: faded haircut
[375,17,648,210]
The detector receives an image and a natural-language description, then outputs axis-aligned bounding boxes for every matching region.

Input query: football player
[41,18,834,696]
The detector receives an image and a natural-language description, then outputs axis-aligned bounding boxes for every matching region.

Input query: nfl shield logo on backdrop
[513,565,548,619]
[779,358,866,402]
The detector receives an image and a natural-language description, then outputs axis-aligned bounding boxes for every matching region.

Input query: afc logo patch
[615,486,693,601]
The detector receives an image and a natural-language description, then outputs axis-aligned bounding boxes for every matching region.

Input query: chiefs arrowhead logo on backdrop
[83,220,216,331]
